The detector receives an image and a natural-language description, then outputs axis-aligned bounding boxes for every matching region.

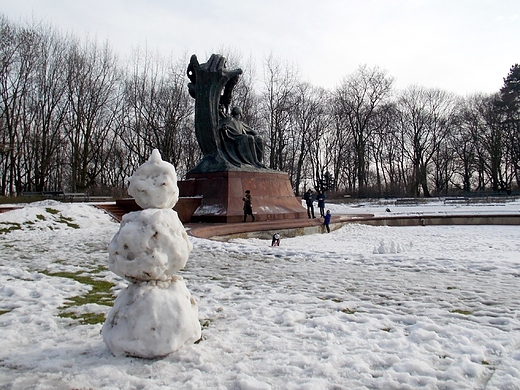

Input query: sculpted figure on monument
[187,54,267,173]
[220,106,265,168]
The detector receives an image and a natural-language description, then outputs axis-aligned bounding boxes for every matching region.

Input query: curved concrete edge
[359,214,520,227]
[186,213,520,241]
[185,214,372,240]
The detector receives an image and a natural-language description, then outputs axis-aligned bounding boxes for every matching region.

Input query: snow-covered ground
[1,199,520,389]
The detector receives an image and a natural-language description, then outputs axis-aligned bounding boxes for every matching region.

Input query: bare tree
[0,16,40,195]
[64,37,122,192]
[120,50,195,176]
[332,65,394,196]
[451,100,477,192]
[5,12,520,197]
[119,47,158,165]
[382,120,410,196]
[25,25,69,192]
[159,57,195,168]
[329,96,356,193]
[396,86,457,197]
[260,54,298,171]
[369,102,399,196]
[290,82,329,195]
[465,93,510,192]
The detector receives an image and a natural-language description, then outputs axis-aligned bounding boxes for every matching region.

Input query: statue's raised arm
[187,54,266,173]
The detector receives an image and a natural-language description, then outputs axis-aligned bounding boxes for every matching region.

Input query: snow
[193,203,226,216]
[1,198,520,389]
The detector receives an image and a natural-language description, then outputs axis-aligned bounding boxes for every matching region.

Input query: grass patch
[341,308,357,314]
[450,309,473,315]
[45,208,80,229]
[41,270,116,325]
[0,309,12,315]
[0,222,21,234]
[60,311,107,325]
[34,209,80,229]
[318,296,344,303]
[55,214,79,229]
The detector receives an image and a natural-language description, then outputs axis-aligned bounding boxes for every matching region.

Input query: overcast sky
[1,0,519,96]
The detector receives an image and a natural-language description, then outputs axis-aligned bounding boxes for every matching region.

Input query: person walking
[323,209,332,233]
[317,190,326,217]
[242,190,255,222]
[303,189,315,219]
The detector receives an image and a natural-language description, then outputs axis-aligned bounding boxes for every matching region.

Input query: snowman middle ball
[108,208,193,281]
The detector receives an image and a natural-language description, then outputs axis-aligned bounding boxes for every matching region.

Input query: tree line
[1,15,519,198]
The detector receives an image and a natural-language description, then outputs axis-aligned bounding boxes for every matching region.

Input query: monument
[180,54,306,222]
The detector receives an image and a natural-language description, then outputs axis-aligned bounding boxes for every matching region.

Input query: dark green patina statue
[187,54,266,173]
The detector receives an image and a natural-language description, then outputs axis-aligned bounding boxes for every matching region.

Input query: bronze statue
[187,54,266,173]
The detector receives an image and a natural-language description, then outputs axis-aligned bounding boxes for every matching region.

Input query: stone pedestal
[179,170,307,223]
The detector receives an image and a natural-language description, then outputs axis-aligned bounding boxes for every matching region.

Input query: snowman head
[128,149,179,209]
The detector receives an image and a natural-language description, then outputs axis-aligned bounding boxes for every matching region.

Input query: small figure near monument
[324,210,332,233]
[317,190,326,217]
[242,190,255,222]
[304,189,316,219]
[271,232,281,246]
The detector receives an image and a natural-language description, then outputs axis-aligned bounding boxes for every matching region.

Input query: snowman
[102,149,201,358]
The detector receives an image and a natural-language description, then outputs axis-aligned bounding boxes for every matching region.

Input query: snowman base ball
[102,278,201,358]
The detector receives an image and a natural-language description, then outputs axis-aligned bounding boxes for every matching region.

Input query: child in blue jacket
[323,210,332,233]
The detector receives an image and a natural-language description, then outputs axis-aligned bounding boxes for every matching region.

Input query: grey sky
[1,0,518,95]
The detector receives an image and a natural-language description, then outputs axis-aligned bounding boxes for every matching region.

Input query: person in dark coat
[242,190,255,222]
[323,210,332,233]
[317,190,326,217]
[303,189,315,219]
